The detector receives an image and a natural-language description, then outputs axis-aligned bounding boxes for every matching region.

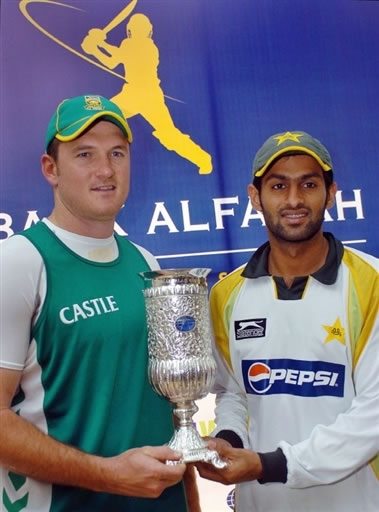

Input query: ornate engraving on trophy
[140,269,227,467]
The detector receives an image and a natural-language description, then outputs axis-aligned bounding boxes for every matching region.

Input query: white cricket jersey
[210,234,379,512]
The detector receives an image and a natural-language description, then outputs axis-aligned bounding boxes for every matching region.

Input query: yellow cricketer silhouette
[81,0,213,174]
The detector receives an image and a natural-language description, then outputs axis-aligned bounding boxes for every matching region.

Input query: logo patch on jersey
[323,317,346,345]
[234,318,266,340]
[242,359,345,397]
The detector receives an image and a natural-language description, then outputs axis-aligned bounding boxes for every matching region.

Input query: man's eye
[112,151,124,157]
[272,183,285,190]
[304,182,316,188]
[77,152,89,158]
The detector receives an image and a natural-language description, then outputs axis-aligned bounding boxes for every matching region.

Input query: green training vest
[8,222,187,512]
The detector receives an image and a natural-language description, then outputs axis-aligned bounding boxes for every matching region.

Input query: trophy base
[167,424,228,468]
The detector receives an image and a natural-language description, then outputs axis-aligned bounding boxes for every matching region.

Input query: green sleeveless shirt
[7,222,187,512]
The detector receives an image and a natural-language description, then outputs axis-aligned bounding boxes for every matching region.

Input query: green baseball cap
[45,94,133,150]
[253,131,332,178]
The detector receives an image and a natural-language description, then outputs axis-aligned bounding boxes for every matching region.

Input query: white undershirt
[42,218,119,261]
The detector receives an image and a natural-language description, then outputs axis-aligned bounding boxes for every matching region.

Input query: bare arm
[0,368,186,498]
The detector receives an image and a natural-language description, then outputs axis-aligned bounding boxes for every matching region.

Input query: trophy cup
[140,268,227,468]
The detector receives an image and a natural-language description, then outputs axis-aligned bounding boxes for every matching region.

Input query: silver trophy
[140,268,227,468]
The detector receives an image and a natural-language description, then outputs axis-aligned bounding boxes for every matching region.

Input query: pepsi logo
[242,359,345,397]
[248,362,272,393]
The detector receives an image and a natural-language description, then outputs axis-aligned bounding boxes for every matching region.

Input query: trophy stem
[173,400,199,426]
[167,400,228,468]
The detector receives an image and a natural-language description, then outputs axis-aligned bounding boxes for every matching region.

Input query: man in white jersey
[195,131,379,511]
[0,95,200,512]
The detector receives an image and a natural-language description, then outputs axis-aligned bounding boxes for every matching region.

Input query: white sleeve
[0,236,44,370]
[131,242,160,270]
[211,343,250,448]
[281,310,379,488]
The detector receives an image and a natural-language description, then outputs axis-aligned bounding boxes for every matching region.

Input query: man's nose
[286,184,303,207]
[95,156,114,178]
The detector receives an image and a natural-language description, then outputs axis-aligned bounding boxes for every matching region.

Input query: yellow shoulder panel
[370,454,379,480]
[342,249,378,367]
[343,249,379,479]
[210,266,245,370]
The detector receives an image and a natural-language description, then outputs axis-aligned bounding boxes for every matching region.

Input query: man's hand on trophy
[194,438,263,485]
[101,445,186,498]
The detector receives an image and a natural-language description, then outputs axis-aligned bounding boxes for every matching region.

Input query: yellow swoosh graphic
[19,0,130,80]
[19,0,212,174]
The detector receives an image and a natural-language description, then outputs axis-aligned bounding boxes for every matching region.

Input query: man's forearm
[0,409,187,498]
[0,409,106,492]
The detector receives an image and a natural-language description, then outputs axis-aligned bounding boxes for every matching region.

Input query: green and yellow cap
[45,94,133,150]
[253,131,332,178]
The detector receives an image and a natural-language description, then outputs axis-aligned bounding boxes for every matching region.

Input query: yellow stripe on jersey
[210,267,245,370]
[301,276,312,299]
[270,276,279,299]
[343,249,378,368]
[343,248,379,479]
[370,454,379,480]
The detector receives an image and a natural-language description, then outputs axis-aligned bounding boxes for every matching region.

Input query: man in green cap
[0,95,200,511]
[195,131,379,511]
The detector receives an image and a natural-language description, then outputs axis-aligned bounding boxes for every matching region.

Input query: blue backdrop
[1,0,378,287]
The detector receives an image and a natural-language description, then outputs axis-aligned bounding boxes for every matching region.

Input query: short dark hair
[46,137,60,161]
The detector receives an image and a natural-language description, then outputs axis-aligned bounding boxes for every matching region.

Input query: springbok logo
[19,0,213,175]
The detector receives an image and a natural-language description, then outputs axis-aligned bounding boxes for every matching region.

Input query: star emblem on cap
[322,317,346,345]
[274,131,304,145]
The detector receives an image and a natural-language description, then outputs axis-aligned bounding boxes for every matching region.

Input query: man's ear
[41,154,59,186]
[248,184,262,211]
[326,182,338,209]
